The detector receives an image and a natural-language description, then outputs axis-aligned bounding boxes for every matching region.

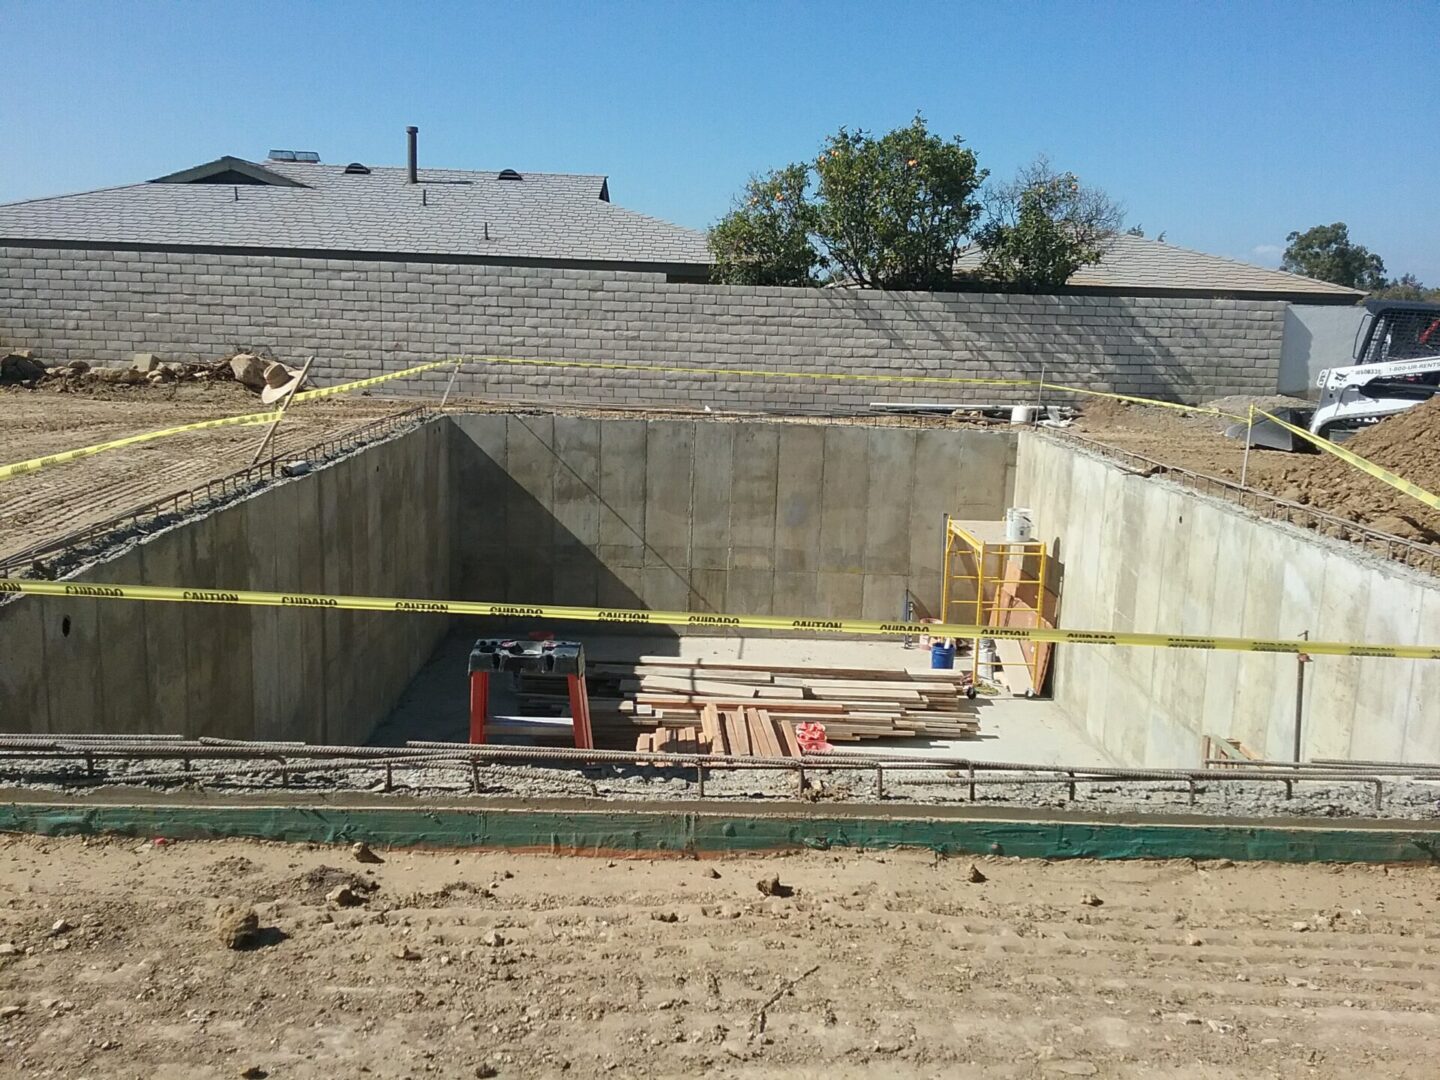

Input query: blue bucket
[930,641,956,670]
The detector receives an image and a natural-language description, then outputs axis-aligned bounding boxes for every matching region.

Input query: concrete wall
[0,420,451,743]
[450,415,1016,621]
[0,245,1286,408]
[1279,304,1366,396]
[1016,433,1440,766]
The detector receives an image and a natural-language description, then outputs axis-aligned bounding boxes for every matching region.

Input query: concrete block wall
[450,415,1017,621]
[1015,432,1440,766]
[0,420,452,743]
[0,246,1285,408]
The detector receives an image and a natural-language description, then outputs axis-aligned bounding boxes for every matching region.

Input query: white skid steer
[1229,299,1440,450]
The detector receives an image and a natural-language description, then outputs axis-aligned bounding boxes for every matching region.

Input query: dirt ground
[0,383,409,563]
[1070,396,1440,544]
[1,834,1437,1079]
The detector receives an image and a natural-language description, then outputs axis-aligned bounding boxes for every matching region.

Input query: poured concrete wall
[451,415,1015,620]
[1016,433,1440,766]
[0,420,451,743]
[0,246,1286,408]
[1279,304,1366,396]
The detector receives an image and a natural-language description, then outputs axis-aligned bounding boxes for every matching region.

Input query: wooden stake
[249,355,314,467]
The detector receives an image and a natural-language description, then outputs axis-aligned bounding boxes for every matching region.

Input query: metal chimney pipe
[406,126,418,184]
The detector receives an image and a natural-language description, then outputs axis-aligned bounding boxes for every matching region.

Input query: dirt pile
[1270,398,1440,542]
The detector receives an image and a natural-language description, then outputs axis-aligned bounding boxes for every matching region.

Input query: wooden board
[766,710,802,758]
[723,709,752,757]
[994,638,1035,696]
[699,703,724,755]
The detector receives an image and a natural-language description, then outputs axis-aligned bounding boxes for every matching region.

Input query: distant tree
[708,164,820,287]
[810,115,986,289]
[1281,222,1387,289]
[973,156,1125,289]
[1370,273,1440,302]
[1125,224,1167,242]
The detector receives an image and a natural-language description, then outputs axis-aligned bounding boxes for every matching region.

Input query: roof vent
[497,169,523,181]
[343,162,371,175]
[268,150,320,163]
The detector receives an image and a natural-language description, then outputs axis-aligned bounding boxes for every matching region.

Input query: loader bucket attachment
[1222,408,1316,452]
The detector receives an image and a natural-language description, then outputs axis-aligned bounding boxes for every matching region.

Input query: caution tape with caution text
[4,579,1438,661]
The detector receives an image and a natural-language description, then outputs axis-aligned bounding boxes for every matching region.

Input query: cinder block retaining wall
[0,246,1285,408]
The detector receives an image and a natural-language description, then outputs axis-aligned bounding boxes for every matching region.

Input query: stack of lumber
[595,657,980,757]
[633,704,801,757]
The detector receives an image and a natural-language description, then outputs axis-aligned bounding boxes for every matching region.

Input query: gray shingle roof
[0,158,712,269]
[955,234,1362,298]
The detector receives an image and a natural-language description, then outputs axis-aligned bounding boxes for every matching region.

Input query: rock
[351,842,384,864]
[240,1069,269,1079]
[966,864,987,883]
[1079,892,1103,907]
[704,867,721,880]
[475,1066,499,1079]
[650,912,679,924]
[482,930,506,947]
[49,919,72,935]
[394,946,421,961]
[325,885,364,907]
[1290,921,1311,933]
[0,943,17,956]
[130,353,161,373]
[0,1005,21,1018]
[229,353,268,390]
[90,365,145,384]
[756,875,793,898]
[215,903,260,950]
[66,359,90,373]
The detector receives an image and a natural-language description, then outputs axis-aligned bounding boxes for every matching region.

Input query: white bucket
[1009,405,1037,425]
[1004,506,1034,543]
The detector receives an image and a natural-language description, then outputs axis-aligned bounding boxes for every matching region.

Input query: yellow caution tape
[4,579,1438,660]
[1253,408,1440,512]
[292,358,455,403]
[0,411,281,481]
[0,359,456,484]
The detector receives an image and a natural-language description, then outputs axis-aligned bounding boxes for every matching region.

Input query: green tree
[811,116,985,289]
[1280,222,1387,289]
[973,156,1124,289]
[1370,273,1440,302]
[707,164,820,287]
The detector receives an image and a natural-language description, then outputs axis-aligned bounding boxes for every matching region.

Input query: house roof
[955,234,1363,300]
[0,156,711,270]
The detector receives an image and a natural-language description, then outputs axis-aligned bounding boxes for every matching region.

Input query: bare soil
[0,834,1437,1078]
[1070,397,1440,545]
[0,383,407,562]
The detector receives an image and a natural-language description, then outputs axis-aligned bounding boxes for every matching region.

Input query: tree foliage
[1281,222,1387,290]
[1369,273,1440,302]
[810,117,985,289]
[707,165,820,287]
[708,116,984,289]
[972,156,1124,289]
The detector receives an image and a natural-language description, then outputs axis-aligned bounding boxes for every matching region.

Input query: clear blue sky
[3,0,1437,280]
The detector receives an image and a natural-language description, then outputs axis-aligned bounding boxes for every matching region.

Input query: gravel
[3,755,1439,821]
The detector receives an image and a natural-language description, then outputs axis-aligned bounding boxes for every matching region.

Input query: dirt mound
[288,865,378,902]
[1268,398,1440,543]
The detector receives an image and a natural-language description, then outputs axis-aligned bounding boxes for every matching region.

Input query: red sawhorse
[467,638,593,749]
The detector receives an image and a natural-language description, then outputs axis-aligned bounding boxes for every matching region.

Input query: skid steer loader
[1229,299,1440,450]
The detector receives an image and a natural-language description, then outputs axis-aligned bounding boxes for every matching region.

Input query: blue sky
[3,1,1437,280]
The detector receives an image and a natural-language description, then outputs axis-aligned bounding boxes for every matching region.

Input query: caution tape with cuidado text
[4,578,1438,661]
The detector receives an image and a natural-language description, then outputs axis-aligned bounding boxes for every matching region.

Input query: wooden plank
[635,695,848,712]
[994,639,1035,696]
[806,686,924,702]
[626,657,973,680]
[700,704,724,755]
[746,707,784,758]
[766,710,801,758]
[724,709,752,757]
[639,675,764,698]
[772,676,958,693]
